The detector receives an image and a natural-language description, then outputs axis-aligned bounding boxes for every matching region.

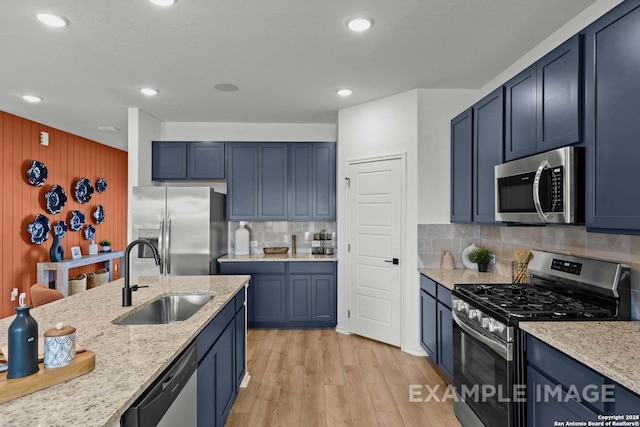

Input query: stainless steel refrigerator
[130,187,227,276]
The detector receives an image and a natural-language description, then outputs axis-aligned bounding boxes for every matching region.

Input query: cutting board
[0,350,95,404]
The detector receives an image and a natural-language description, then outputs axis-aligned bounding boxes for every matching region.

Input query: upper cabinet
[450,108,473,223]
[505,35,581,161]
[584,0,640,231]
[227,142,336,221]
[473,87,504,224]
[152,141,225,181]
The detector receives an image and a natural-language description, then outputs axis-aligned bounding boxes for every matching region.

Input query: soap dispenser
[7,293,39,378]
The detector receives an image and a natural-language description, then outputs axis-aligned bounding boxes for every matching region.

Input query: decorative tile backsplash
[228,221,337,254]
[418,223,640,319]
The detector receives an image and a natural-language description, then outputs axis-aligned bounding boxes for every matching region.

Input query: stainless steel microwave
[494,146,584,224]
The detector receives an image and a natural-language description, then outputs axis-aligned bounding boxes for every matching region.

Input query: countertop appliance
[451,250,630,427]
[121,341,198,427]
[131,187,227,276]
[494,146,584,224]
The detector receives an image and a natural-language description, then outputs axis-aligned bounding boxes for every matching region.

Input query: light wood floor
[226,329,461,427]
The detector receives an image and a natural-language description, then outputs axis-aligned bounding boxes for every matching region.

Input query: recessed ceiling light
[139,88,159,96]
[214,83,240,92]
[336,89,353,97]
[22,95,43,103]
[36,12,68,28]
[346,16,373,32]
[149,0,176,6]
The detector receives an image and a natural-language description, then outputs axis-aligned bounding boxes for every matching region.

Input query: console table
[36,251,125,296]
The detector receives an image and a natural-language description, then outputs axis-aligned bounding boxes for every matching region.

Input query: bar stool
[30,283,64,307]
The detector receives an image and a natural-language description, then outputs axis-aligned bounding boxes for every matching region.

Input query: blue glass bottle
[7,294,39,379]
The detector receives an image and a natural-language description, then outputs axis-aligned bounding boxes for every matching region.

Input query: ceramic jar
[44,323,76,368]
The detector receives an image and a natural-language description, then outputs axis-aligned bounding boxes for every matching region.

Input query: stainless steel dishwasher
[121,341,198,427]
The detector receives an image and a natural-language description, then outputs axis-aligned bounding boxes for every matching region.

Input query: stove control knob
[481,318,490,329]
[489,319,498,332]
[468,309,478,320]
[462,302,469,313]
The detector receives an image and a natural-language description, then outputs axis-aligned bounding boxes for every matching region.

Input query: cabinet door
[259,143,288,220]
[537,35,581,152]
[188,142,225,180]
[585,1,640,231]
[197,319,236,427]
[288,144,313,220]
[252,274,286,323]
[613,383,640,414]
[287,275,312,321]
[437,302,454,380]
[152,142,188,180]
[227,143,259,220]
[450,108,473,223]
[473,87,504,224]
[420,289,437,360]
[311,274,336,323]
[235,304,246,389]
[312,142,336,220]
[505,64,537,161]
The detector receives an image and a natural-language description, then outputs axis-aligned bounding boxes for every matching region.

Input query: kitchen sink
[113,294,212,325]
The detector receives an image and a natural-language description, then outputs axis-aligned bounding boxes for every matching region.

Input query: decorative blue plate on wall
[53,220,68,238]
[45,185,68,214]
[84,225,96,241]
[93,205,105,224]
[69,210,85,231]
[74,178,94,204]
[27,214,51,244]
[96,177,107,193]
[27,160,48,186]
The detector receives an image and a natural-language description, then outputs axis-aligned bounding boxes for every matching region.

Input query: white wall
[417,89,478,224]
[161,122,337,142]
[337,90,423,355]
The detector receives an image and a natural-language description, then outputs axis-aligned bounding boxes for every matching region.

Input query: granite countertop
[418,268,512,290]
[219,253,338,262]
[520,321,640,396]
[0,275,249,427]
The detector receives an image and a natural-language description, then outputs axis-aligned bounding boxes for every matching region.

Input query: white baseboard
[335,326,350,335]
[240,373,251,388]
[402,345,428,357]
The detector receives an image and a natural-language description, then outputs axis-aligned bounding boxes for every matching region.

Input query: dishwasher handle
[121,343,198,427]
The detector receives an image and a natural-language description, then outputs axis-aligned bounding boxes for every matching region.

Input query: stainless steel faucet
[123,239,161,307]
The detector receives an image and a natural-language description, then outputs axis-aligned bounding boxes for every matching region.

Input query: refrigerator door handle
[158,216,165,275]
[166,216,172,275]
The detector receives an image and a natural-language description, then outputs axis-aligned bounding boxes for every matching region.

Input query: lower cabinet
[419,274,453,380]
[527,334,640,423]
[219,261,337,328]
[197,290,246,427]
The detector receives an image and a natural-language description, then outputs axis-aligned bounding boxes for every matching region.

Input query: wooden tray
[0,350,95,404]
[263,247,289,254]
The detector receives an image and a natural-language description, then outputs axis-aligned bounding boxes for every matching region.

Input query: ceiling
[1,0,597,151]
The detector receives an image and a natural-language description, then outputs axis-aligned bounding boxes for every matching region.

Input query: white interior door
[347,157,402,346]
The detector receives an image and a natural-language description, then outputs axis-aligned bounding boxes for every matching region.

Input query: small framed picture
[71,246,82,259]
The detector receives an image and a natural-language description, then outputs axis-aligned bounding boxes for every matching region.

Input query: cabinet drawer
[420,274,437,297]
[527,335,612,413]
[197,300,235,362]
[219,262,285,274]
[437,284,452,308]
[289,262,334,274]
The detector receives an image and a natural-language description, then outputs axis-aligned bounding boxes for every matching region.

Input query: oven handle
[452,311,511,361]
[533,159,551,223]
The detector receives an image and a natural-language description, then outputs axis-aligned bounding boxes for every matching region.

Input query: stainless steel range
[451,250,631,427]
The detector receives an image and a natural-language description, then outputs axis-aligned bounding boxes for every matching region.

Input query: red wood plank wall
[0,111,128,318]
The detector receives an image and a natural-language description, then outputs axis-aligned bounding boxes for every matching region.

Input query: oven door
[453,312,514,427]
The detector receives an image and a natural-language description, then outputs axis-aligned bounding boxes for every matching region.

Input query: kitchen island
[0,275,249,427]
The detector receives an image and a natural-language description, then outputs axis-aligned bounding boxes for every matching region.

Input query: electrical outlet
[10,288,18,301]
[114,263,118,272]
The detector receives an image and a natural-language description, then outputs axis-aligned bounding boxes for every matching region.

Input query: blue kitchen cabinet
[259,143,289,220]
[226,143,259,220]
[311,274,336,322]
[288,142,336,221]
[288,275,312,321]
[505,35,581,162]
[152,141,225,180]
[420,274,453,380]
[527,334,640,422]
[152,142,188,180]
[473,87,504,224]
[584,0,640,232]
[450,108,473,223]
[197,290,246,427]
[188,142,225,179]
[252,274,287,323]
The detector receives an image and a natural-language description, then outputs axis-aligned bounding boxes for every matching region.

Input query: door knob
[384,258,399,265]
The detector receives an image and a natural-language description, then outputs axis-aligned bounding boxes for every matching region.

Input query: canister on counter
[44,323,76,368]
